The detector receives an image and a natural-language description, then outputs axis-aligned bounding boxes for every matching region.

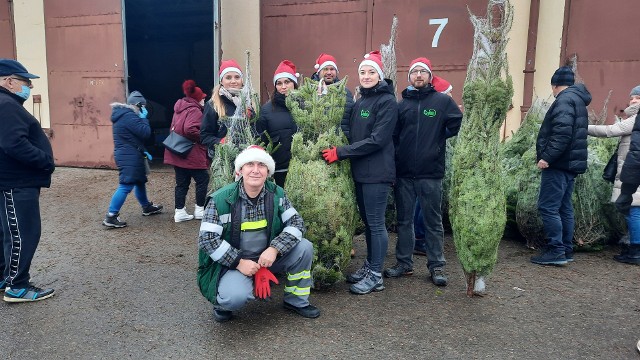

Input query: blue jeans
[626,206,640,245]
[395,178,445,270]
[537,168,576,255]
[414,201,425,240]
[355,182,391,274]
[108,183,150,214]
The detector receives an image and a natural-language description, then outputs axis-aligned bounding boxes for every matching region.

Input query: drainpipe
[8,0,16,58]
[520,0,540,121]
[213,0,221,85]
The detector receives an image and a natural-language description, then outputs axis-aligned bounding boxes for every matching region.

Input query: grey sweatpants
[216,238,314,310]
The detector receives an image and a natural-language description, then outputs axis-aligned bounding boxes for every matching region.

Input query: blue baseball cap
[0,59,40,79]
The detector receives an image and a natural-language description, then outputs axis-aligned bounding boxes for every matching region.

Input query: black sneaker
[283,302,321,318]
[565,251,574,263]
[430,267,448,286]
[530,251,568,266]
[142,202,163,216]
[103,213,127,228]
[213,309,233,323]
[3,284,55,303]
[383,263,414,278]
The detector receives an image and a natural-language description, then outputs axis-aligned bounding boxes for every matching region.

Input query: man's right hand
[237,259,260,276]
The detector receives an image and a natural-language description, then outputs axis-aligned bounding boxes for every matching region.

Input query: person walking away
[0,58,56,302]
[321,51,398,294]
[255,60,299,187]
[164,80,210,222]
[531,66,591,266]
[102,90,163,228]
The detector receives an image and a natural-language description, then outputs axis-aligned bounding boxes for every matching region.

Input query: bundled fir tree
[450,0,514,296]
[285,78,358,289]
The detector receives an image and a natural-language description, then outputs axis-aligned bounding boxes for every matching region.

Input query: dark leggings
[174,166,209,209]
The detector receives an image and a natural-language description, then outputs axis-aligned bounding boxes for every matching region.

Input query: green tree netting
[450,0,513,296]
[285,78,358,289]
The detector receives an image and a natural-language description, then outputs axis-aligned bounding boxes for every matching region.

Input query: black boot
[613,243,630,262]
[613,244,640,265]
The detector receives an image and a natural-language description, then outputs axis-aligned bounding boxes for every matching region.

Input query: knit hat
[182,80,206,102]
[359,51,384,79]
[550,66,575,86]
[0,58,39,78]
[314,53,338,73]
[408,57,433,82]
[234,145,276,181]
[127,90,146,106]
[219,59,243,79]
[273,60,299,85]
[630,85,640,97]
[432,75,452,94]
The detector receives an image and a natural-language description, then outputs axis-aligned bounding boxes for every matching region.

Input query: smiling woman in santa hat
[255,60,300,187]
[200,59,245,159]
[321,50,398,295]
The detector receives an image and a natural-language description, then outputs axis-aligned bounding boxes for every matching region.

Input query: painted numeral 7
[429,18,449,48]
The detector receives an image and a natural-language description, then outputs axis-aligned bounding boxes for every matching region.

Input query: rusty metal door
[0,0,16,59]
[44,0,125,167]
[563,0,640,122]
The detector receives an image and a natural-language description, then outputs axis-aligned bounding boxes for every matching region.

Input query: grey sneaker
[383,263,414,278]
[103,213,127,228]
[346,261,370,284]
[3,284,55,303]
[349,271,384,295]
[142,202,163,216]
[430,267,448,287]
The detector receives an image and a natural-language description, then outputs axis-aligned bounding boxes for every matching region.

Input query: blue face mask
[138,106,148,119]
[15,85,31,100]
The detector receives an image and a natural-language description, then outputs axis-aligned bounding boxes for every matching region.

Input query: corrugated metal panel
[43,0,125,168]
[0,0,15,59]
[563,0,640,121]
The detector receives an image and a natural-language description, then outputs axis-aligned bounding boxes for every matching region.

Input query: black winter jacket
[0,87,54,190]
[338,80,397,184]
[256,93,298,171]
[536,84,591,174]
[200,98,231,151]
[620,114,640,189]
[110,103,150,184]
[394,86,462,179]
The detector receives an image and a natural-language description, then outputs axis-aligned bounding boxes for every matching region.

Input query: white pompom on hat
[359,50,384,79]
[234,145,276,181]
[314,53,338,73]
[273,60,299,86]
[219,59,243,80]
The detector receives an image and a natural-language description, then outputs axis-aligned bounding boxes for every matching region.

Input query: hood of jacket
[110,102,141,124]
[559,84,592,106]
[174,97,202,114]
[359,79,394,97]
[401,84,437,100]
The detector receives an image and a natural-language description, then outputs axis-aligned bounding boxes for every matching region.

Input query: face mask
[139,107,148,119]
[15,85,30,100]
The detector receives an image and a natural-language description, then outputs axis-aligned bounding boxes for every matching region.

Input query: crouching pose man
[197,145,320,322]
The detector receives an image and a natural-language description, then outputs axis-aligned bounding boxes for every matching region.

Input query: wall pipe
[520,0,540,121]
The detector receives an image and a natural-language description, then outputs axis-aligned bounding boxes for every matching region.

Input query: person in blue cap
[0,58,56,302]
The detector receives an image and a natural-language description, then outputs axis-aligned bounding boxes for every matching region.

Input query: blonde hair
[210,84,226,118]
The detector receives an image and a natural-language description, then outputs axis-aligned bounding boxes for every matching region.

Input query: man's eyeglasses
[6,76,32,86]
[409,69,430,76]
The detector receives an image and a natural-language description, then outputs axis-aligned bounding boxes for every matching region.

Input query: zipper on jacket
[413,98,421,178]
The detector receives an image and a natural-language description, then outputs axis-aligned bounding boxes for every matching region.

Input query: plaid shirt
[198,183,305,268]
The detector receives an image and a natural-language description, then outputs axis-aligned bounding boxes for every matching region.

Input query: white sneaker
[194,205,205,220]
[174,208,194,222]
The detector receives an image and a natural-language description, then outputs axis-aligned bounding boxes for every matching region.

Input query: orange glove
[254,267,279,299]
[321,146,339,164]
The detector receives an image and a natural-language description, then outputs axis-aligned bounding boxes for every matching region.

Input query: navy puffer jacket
[110,103,151,184]
[536,84,592,174]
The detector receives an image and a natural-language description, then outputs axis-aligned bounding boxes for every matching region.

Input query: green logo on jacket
[423,109,437,117]
[360,109,370,118]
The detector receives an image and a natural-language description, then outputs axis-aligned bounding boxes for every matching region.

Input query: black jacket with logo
[338,80,397,184]
[536,84,592,174]
[394,86,462,179]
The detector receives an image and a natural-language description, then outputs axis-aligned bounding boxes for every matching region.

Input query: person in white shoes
[164,80,210,222]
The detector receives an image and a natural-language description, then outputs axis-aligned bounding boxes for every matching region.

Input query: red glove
[254,267,279,299]
[322,146,339,164]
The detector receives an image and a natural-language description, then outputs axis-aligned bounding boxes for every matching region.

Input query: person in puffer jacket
[102,91,163,228]
[321,51,398,295]
[531,66,591,266]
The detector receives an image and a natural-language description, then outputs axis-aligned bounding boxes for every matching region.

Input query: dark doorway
[124,0,214,158]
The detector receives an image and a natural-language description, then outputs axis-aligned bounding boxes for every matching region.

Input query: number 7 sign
[429,18,449,47]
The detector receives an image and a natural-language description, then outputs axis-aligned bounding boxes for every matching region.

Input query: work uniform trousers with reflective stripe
[0,188,43,289]
[216,238,314,311]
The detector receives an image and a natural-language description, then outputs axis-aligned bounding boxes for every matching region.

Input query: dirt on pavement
[1,167,639,359]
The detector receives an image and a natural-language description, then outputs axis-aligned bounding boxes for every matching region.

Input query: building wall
[533,0,565,102]
[12,0,51,128]
[221,0,260,90]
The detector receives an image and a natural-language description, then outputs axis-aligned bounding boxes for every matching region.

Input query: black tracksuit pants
[173,166,209,209]
[0,187,43,289]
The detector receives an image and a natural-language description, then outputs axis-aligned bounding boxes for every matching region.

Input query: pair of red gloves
[321,146,339,164]
[254,267,279,299]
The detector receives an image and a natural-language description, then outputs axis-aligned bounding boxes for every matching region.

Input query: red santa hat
[273,60,299,86]
[408,57,433,82]
[314,53,339,73]
[182,80,207,102]
[359,51,384,79]
[431,75,453,94]
[219,59,243,79]
[234,145,276,181]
